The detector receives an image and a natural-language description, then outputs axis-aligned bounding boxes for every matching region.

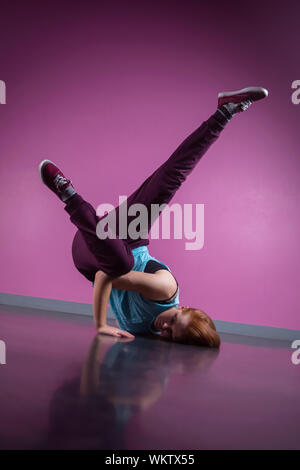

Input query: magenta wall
[1,1,299,330]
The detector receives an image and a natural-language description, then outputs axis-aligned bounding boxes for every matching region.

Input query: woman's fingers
[98,324,134,339]
[120,329,135,338]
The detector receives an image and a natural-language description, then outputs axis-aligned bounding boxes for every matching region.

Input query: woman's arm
[93,270,113,329]
[111,269,178,301]
[93,270,134,338]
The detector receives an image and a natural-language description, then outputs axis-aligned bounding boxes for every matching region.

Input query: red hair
[182,307,220,348]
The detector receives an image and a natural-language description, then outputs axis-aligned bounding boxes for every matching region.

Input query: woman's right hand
[98,324,135,339]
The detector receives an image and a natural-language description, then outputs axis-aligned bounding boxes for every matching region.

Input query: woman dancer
[39,86,268,347]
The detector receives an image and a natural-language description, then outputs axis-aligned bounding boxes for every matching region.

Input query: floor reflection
[44,335,219,449]
[2,307,297,450]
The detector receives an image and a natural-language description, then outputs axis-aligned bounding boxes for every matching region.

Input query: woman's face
[153,307,190,342]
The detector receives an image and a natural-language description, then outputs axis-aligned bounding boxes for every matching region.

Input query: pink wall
[1,1,299,330]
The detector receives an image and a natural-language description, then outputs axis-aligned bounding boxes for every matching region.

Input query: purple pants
[65,113,226,281]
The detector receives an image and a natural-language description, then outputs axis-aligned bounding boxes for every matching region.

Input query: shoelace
[53,173,68,190]
[240,99,252,111]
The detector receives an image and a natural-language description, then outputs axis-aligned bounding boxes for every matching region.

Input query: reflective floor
[0,304,299,450]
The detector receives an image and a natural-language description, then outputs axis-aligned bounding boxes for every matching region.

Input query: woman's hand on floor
[98,324,135,339]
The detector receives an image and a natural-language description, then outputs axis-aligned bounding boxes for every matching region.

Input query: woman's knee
[110,251,134,278]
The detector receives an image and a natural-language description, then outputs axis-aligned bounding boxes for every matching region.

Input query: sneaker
[218,86,268,111]
[38,159,75,202]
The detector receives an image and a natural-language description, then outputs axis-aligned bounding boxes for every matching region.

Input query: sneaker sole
[218,86,268,101]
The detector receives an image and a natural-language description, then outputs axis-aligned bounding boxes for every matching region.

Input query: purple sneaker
[38,159,76,202]
[218,86,268,111]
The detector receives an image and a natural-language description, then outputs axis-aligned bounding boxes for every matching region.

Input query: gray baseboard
[1,292,299,341]
[0,292,96,317]
[213,320,299,342]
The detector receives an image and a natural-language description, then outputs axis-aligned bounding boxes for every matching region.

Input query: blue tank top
[109,246,180,334]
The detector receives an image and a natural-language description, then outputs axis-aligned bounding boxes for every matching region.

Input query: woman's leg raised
[114,87,268,248]
[39,160,134,280]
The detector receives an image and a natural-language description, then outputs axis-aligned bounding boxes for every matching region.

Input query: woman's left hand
[98,324,135,339]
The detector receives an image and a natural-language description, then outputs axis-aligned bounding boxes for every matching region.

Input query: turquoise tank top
[109,246,180,334]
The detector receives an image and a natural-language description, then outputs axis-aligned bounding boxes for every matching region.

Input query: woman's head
[154,306,220,348]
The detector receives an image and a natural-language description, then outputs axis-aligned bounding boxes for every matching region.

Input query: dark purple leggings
[65,112,227,281]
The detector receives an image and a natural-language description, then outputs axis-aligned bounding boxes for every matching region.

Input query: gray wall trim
[1,292,300,341]
[214,320,300,342]
[0,292,95,317]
